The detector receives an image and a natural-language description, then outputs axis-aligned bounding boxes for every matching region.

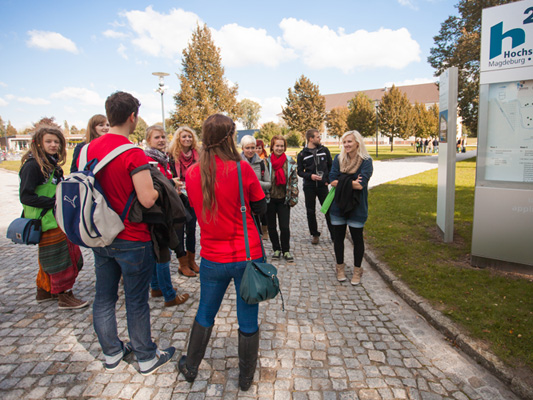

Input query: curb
[364,247,533,400]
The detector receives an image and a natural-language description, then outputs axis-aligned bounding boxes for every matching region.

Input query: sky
[0,0,458,132]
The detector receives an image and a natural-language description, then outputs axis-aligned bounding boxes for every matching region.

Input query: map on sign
[485,80,533,183]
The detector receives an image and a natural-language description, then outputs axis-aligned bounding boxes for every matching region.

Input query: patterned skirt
[36,227,83,294]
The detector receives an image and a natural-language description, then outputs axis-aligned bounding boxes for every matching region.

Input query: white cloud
[123,6,200,58]
[259,97,285,124]
[5,94,15,100]
[384,77,437,87]
[398,0,418,10]
[17,97,50,105]
[0,97,8,106]
[280,18,421,73]
[27,30,78,53]
[50,87,104,106]
[212,24,295,68]
[118,44,128,60]
[0,81,7,88]
[103,29,128,39]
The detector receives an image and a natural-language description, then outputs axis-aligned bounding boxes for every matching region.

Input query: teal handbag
[237,162,284,310]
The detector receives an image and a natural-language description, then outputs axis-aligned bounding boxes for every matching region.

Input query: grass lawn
[365,158,533,371]
[0,149,75,173]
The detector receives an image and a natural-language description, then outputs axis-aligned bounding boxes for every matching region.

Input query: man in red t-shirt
[90,91,175,375]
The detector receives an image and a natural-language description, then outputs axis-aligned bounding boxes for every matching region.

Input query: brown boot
[164,293,190,307]
[152,288,177,298]
[36,287,58,303]
[58,291,89,310]
[187,251,199,274]
[336,264,347,282]
[178,255,196,277]
[261,225,268,240]
[351,267,363,286]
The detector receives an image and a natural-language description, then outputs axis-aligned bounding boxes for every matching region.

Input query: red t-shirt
[82,133,151,242]
[186,158,265,263]
[146,155,173,179]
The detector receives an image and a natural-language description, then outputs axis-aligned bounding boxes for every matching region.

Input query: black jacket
[19,155,63,210]
[297,145,332,188]
[129,167,187,263]
[334,173,360,218]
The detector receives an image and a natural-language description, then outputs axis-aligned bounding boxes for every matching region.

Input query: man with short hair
[86,91,175,375]
[297,129,334,244]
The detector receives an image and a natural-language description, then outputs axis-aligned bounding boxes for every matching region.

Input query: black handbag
[6,209,47,245]
[237,162,284,310]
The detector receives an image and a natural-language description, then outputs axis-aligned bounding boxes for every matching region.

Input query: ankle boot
[238,329,260,391]
[178,320,213,382]
[187,251,199,273]
[336,263,346,282]
[178,255,196,277]
[261,225,268,240]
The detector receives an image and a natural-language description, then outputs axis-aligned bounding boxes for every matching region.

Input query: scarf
[145,147,169,168]
[177,149,198,180]
[340,153,363,175]
[270,153,287,186]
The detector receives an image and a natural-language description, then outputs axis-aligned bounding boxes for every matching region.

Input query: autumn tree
[6,121,17,136]
[170,24,240,134]
[255,122,288,147]
[413,102,439,138]
[326,107,349,140]
[428,0,514,136]
[0,116,5,137]
[238,99,261,129]
[63,120,70,136]
[130,117,148,144]
[378,85,413,151]
[347,93,376,137]
[282,75,326,136]
[70,125,79,136]
[32,116,61,130]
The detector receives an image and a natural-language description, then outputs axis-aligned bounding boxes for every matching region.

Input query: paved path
[0,152,520,400]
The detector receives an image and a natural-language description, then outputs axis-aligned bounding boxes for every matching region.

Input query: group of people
[415,137,439,153]
[18,90,373,387]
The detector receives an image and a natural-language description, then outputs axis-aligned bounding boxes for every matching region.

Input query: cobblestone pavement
[0,157,520,400]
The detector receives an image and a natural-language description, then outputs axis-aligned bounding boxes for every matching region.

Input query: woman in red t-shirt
[168,126,199,277]
[144,125,189,308]
[178,114,266,392]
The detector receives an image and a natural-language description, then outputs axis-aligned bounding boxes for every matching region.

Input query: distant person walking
[19,126,88,309]
[169,126,200,277]
[329,130,373,286]
[297,128,334,245]
[179,114,266,391]
[70,114,109,173]
[266,135,299,262]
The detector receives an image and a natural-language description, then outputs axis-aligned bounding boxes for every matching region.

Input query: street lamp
[152,72,169,131]
[374,99,379,159]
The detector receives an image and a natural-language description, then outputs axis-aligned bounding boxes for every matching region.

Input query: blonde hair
[169,126,198,160]
[240,135,256,148]
[21,126,66,175]
[339,130,370,164]
[145,125,166,148]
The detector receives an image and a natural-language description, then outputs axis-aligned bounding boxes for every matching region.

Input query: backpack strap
[92,144,136,175]
[78,143,89,171]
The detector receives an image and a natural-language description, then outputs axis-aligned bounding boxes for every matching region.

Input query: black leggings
[333,225,364,267]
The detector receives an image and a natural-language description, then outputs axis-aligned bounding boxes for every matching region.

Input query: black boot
[178,320,213,382]
[238,328,260,391]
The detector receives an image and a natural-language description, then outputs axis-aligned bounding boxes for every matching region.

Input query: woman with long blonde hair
[20,126,87,309]
[329,130,373,286]
[178,114,266,391]
[168,126,200,277]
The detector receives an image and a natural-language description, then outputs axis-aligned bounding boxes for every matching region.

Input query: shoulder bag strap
[237,161,267,262]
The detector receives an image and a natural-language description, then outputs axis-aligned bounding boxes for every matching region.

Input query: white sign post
[472,0,533,270]
[436,67,458,243]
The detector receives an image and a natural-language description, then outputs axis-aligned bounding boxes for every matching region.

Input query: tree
[428,0,513,136]
[378,85,413,151]
[63,120,70,136]
[282,75,326,135]
[347,93,376,137]
[32,116,61,130]
[170,24,240,134]
[326,107,349,140]
[130,117,148,144]
[255,122,287,146]
[286,131,303,147]
[0,116,6,138]
[6,121,17,136]
[413,102,439,139]
[238,99,261,129]
[70,125,79,136]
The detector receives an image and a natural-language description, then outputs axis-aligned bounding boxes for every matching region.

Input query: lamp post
[152,72,169,131]
[374,99,379,159]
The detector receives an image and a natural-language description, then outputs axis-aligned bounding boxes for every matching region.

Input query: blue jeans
[195,258,260,334]
[92,239,157,364]
[151,261,176,302]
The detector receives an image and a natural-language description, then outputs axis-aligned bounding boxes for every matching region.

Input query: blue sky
[0,0,457,131]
